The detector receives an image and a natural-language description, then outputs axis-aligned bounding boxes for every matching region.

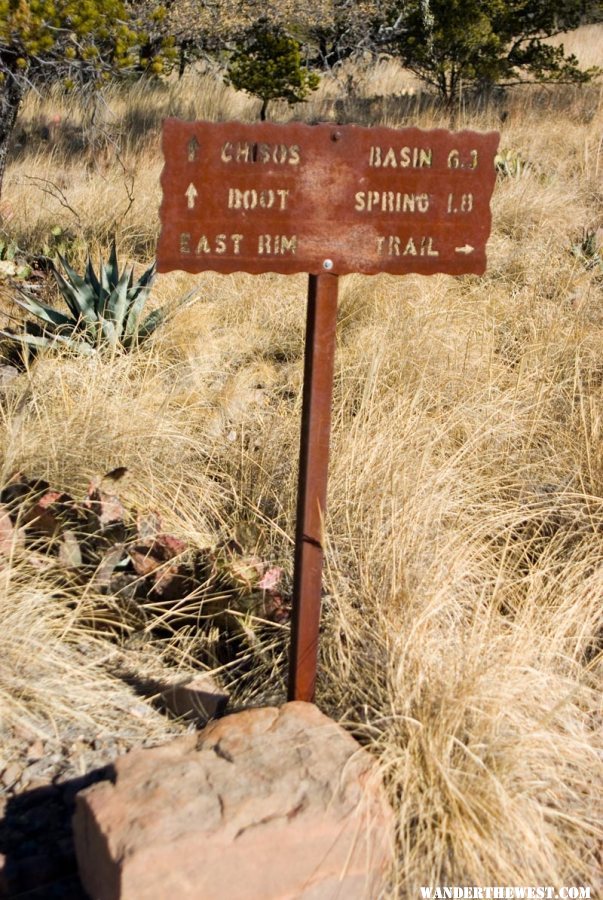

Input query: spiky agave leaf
[0,328,96,356]
[133,307,169,344]
[101,242,120,295]
[105,268,131,324]
[129,287,201,348]
[13,292,77,332]
[85,255,102,310]
[53,259,99,331]
[123,262,156,339]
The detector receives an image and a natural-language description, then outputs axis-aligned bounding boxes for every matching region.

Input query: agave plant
[1,243,187,356]
[571,228,603,274]
[495,148,530,180]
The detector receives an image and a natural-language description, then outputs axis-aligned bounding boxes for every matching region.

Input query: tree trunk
[178,41,190,79]
[0,72,24,200]
[260,98,268,121]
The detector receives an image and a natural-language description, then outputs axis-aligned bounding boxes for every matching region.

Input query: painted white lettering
[399,146,411,167]
[354,191,430,213]
[389,236,401,256]
[229,187,290,211]
[420,237,439,256]
[257,143,271,163]
[191,234,244,255]
[376,235,438,257]
[368,145,433,168]
[196,235,212,254]
[257,235,297,255]
[235,143,250,163]
[221,142,300,165]
[280,235,297,254]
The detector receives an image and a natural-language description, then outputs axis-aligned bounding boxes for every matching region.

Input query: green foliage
[572,228,603,274]
[0,238,31,279]
[0,243,186,355]
[383,0,601,103]
[226,18,320,119]
[39,225,81,260]
[0,0,175,82]
[0,2,177,197]
[495,148,531,179]
[0,236,31,278]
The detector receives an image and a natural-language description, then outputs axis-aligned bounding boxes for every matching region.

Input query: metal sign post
[157,119,499,704]
[288,273,339,702]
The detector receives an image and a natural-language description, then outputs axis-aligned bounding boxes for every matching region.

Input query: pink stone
[74,702,394,899]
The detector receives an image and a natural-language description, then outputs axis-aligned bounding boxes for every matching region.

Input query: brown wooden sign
[158,119,499,277]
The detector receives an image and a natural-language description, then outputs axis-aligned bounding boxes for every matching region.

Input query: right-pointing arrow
[455,244,474,255]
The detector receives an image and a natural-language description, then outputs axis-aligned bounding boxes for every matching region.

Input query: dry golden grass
[547,23,603,70]
[1,33,602,895]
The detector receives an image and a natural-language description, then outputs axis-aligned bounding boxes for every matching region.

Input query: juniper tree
[0,0,174,197]
[226,19,320,121]
[380,0,601,105]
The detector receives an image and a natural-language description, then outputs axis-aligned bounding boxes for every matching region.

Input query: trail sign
[158,119,499,704]
[158,119,498,278]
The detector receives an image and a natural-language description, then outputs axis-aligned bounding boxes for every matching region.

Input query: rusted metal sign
[158,119,499,277]
[157,118,499,705]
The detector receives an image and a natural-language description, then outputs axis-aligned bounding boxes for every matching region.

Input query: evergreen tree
[0,0,174,197]
[381,0,601,104]
[226,19,320,121]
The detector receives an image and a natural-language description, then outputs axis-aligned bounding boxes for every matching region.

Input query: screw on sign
[158,119,499,703]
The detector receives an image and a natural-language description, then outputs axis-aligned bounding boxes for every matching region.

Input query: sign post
[157,119,499,702]
[289,272,339,702]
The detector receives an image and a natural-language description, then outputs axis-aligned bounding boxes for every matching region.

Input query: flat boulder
[73,701,394,899]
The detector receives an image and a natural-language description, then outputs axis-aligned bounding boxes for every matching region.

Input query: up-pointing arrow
[185,182,198,209]
[455,244,474,255]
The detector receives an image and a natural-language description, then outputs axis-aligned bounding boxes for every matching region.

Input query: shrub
[226,19,320,121]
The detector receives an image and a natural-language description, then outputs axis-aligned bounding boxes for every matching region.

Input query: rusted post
[288,272,339,702]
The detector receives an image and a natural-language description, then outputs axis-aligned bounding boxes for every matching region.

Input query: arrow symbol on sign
[185,182,198,209]
[455,244,474,255]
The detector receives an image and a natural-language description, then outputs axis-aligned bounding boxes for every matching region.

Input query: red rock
[73,702,394,899]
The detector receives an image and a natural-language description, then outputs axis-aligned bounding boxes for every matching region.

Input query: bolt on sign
[158,119,499,702]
